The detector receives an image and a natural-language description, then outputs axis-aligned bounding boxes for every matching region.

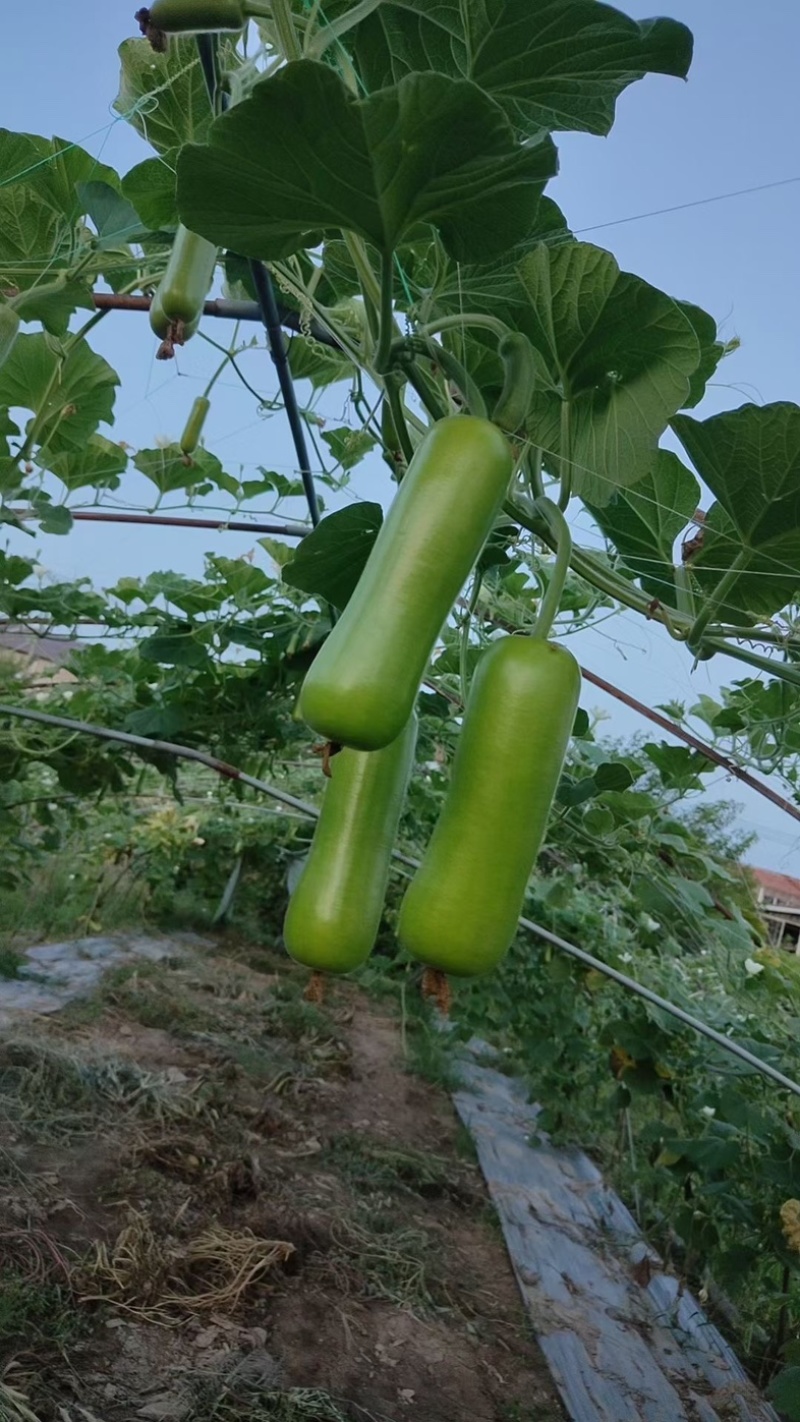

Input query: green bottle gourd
[144,0,247,33]
[283,715,417,974]
[398,636,581,977]
[180,396,211,455]
[149,226,218,343]
[299,416,512,752]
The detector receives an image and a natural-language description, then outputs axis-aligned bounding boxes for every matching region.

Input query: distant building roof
[0,628,78,668]
[751,867,800,908]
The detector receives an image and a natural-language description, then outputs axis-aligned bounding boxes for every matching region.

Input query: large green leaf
[587,451,700,602]
[643,742,715,790]
[288,335,354,390]
[678,300,726,410]
[0,130,121,325]
[134,444,224,497]
[0,334,118,457]
[672,403,800,620]
[352,0,692,139]
[283,502,383,610]
[767,1367,800,1422]
[40,433,129,493]
[12,280,95,338]
[122,159,178,231]
[516,242,700,503]
[76,180,147,248]
[177,61,557,263]
[114,38,213,160]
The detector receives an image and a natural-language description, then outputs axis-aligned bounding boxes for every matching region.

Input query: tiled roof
[0,628,78,667]
[751,867,800,908]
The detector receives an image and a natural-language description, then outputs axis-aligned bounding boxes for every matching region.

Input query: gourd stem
[343,233,381,346]
[384,378,415,466]
[428,341,487,420]
[526,446,544,501]
[530,497,572,642]
[557,401,572,509]
[375,251,396,374]
[686,549,751,652]
[459,573,483,706]
[399,357,449,424]
[202,344,235,399]
[306,0,383,59]
[416,313,509,342]
[271,0,302,59]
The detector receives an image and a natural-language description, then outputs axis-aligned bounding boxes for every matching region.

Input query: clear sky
[3,2,800,870]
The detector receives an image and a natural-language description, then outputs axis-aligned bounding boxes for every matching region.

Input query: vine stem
[384,378,415,465]
[530,497,572,641]
[557,401,572,509]
[505,493,690,634]
[526,447,544,500]
[375,251,396,374]
[703,636,800,689]
[459,573,482,705]
[306,0,383,59]
[686,549,752,651]
[415,313,509,342]
[424,339,487,419]
[271,0,302,60]
[3,700,800,1095]
[343,233,381,346]
[399,355,448,424]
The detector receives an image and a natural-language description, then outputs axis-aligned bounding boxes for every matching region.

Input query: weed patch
[325,1134,476,1205]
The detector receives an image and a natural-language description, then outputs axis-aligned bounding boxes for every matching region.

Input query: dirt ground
[0,938,565,1422]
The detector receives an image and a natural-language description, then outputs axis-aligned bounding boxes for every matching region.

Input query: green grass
[401,1016,462,1092]
[99,960,218,1034]
[0,1271,82,1353]
[0,843,146,952]
[326,1134,474,1204]
[0,946,23,979]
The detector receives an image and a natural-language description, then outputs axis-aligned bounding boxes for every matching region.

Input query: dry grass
[0,1040,211,1137]
[320,1213,445,1316]
[0,1378,45,1422]
[78,1212,294,1323]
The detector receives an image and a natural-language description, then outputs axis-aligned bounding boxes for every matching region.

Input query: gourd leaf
[351,0,692,140]
[177,61,557,263]
[115,36,215,160]
[39,434,128,493]
[672,402,800,620]
[0,334,118,457]
[586,451,700,603]
[283,503,383,610]
[122,159,179,232]
[516,242,701,503]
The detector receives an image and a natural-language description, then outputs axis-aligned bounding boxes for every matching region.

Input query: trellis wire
[2,699,799,1100]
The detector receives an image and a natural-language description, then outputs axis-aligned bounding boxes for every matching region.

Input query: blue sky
[3,1,800,870]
